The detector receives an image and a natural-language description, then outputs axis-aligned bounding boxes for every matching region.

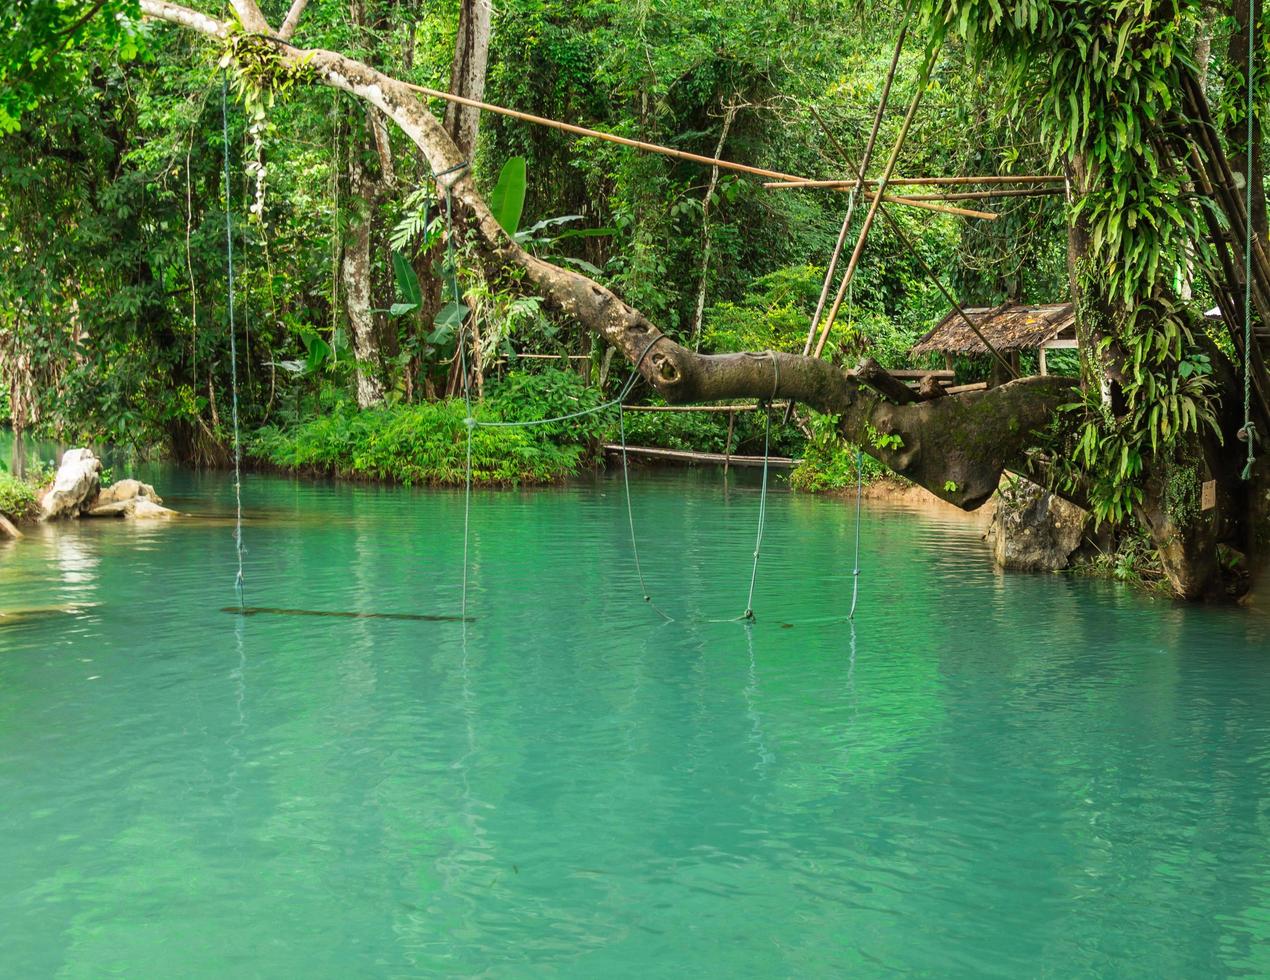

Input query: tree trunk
[1066,149,1251,597]
[341,175,386,408]
[441,0,493,398]
[1228,0,1268,241]
[444,0,493,157]
[340,112,388,409]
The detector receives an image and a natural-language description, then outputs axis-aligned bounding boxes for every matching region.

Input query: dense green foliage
[0,470,38,521]
[251,367,606,485]
[925,0,1266,522]
[789,412,890,493]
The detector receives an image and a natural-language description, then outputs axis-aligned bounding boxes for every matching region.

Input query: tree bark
[444,0,493,157]
[338,0,396,408]
[341,152,387,408]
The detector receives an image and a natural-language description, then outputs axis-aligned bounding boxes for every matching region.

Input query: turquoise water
[2,462,1270,977]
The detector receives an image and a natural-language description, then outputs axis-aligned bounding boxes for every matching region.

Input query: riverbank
[247,368,809,489]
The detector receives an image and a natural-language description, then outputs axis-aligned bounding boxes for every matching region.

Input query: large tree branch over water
[136,0,1075,509]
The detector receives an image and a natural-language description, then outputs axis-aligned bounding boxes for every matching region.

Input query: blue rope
[741,407,772,621]
[848,448,863,620]
[1243,0,1259,481]
[221,78,245,609]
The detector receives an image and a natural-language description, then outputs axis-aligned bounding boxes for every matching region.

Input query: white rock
[41,448,102,520]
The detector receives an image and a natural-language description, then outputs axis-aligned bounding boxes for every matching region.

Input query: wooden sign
[1201,479,1217,511]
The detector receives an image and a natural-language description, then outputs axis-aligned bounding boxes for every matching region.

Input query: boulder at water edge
[95,478,162,507]
[986,477,1089,572]
[41,448,102,520]
[85,478,177,519]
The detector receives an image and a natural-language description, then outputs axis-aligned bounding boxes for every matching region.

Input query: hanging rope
[1242,0,1259,481]
[739,353,779,620]
[428,162,780,625]
[848,448,864,620]
[742,406,773,621]
[458,330,672,620]
[845,276,864,620]
[447,166,675,621]
[618,403,675,622]
[221,78,245,609]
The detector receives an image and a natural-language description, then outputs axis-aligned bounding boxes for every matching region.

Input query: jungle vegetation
[0,0,1267,600]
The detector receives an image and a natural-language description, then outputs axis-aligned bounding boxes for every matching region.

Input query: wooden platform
[603,444,800,469]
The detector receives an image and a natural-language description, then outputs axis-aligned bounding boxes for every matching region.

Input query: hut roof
[910,302,1075,357]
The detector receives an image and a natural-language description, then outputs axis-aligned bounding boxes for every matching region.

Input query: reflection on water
[1,461,1269,977]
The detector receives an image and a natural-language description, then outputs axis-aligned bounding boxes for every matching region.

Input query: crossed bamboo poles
[401,62,1064,372]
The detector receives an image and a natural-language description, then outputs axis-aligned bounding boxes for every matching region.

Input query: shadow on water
[222,605,472,623]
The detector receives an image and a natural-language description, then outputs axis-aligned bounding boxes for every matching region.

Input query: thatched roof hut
[910,302,1077,383]
[910,302,1076,358]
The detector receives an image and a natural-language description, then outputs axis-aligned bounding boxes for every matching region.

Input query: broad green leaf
[392,250,422,308]
[433,300,469,333]
[489,156,527,235]
[428,324,456,345]
[558,255,603,276]
[304,335,332,374]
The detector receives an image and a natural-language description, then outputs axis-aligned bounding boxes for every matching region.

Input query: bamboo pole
[879,208,1017,378]
[894,187,1065,202]
[812,41,942,358]
[723,409,736,476]
[620,402,789,412]
[800,9,912,362]
[811,108,1019,379]
[765,174,1066,190]
[870,197,996,220]
[399,80,990,220]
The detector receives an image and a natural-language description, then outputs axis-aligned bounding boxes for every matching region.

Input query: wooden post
[723,409,736,476]
[1039,346,1049,376]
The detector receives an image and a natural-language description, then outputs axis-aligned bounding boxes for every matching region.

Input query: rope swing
[441,166,781,624]
[221,77,246,609]
[1241,0,1260,481]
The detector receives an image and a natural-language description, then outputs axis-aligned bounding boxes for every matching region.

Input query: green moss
[1164,450,1201,528]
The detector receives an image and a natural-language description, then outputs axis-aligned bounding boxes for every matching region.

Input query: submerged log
[602,444,799,469]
